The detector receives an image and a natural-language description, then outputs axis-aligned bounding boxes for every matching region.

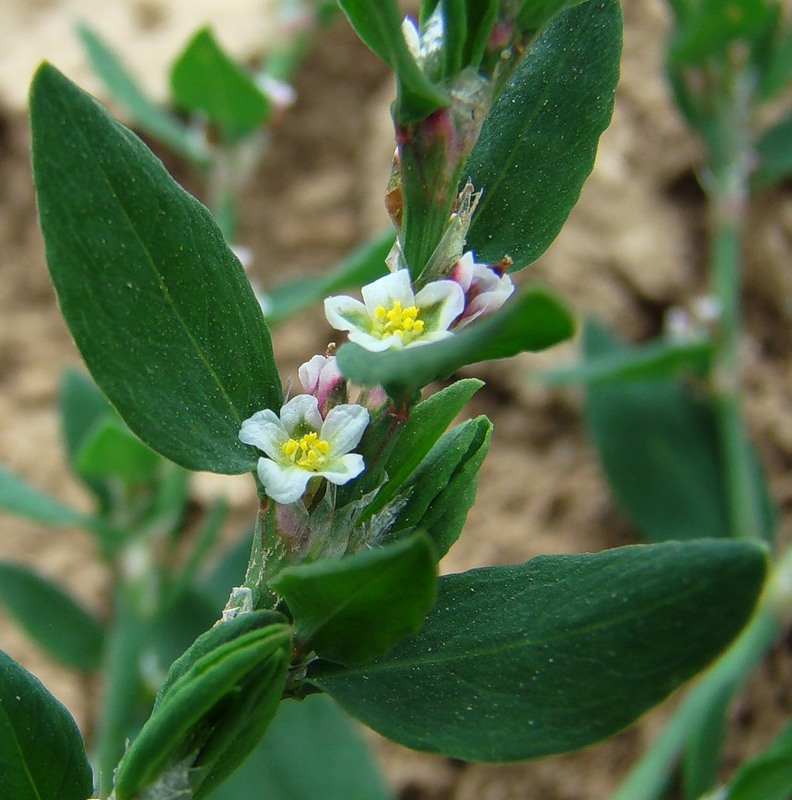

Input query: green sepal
[76,21,209,163]
[336,287,574,390]
[0,649,94,800]
[0,562,104,671]
[270,532,437,665]
[386,415,492,557]
[337,0,449,123]
[30,63,281,474]
[362,378,483,520]
[114,614,290,799]
[465,0,622,270]
[170,27,270,141]
[310,539,767,762]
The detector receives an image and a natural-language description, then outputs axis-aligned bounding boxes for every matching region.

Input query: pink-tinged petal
[239,409,286,459]
[414,279,465,331]
[448,252,475,292]
[361,270,415,315]
[324,296,369,333]
[318,453,365,486]
[279,394,323,434]
[298,354,328,394]
[257,458,313,504]
[347,329,402,351]
[454,269,515,329]
[321,404,369,455]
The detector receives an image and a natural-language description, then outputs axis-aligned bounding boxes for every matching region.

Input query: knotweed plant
[0,2,784,800]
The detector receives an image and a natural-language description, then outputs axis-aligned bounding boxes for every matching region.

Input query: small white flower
[239,395,369,504]
[324,270,464,352]
[401,12,444,73]
[449,252,515,329]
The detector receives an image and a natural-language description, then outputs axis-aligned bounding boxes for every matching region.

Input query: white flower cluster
[240,252,513,504]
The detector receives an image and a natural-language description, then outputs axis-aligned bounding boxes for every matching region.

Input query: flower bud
[298,354,347,416]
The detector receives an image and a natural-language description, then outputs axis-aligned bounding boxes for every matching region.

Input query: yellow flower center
[281,431,331,470]
[371,300,425,344]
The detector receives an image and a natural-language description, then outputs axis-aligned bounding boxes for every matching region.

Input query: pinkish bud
[298,354,347,417]
[449,252,515,329]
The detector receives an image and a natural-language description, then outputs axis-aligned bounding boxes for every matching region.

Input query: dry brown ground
[1,1,791,798]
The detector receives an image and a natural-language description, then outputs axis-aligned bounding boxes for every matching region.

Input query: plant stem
[706,64,762,541]
[91,578,152,797]
[610,602,780,800]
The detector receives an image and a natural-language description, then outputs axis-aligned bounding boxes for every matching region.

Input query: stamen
[370,300,425,344]
[281,432,331,470]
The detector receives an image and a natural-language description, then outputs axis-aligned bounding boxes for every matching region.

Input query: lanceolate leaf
[0,649,94,800]
[209,694,393,800]
[30,64,281,474]
[76,22,209,163]
[170,27,270,140]
[336,287,574,389]
[0,562,104,671]
[271,533,437,664]
[310,540,767,761]
[465,0,622,269]
[0,467,85,527]
[583,321,775,543]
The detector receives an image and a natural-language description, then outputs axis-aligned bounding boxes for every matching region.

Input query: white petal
[401,17,421,62]
[321,404,370,455]
[347,329,403,351]
[279,394,323,434]
[361,270,415,315]
[318,453,365,486]
[239,409,286,458]
[414,279,465,331]
[257,458,313,504]
[405,329,455,347]
[324,295,369,333]
[449,252,475,292]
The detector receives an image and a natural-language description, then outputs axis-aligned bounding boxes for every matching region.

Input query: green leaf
[170,27,270,140]
[310,539,767,761]
[0,562,104,671]
[539,336,714,385]
[76,21,209,163]
[337,0,449,122]
[336,287,574,390]
[516,0,589,33]
[77,416,161,483]
[0,467,85,527]
[752,111,792,190]
[263,230,393,325]
[727,718,792,800]
[363,378,483,519]
[669,0,774,65]
[388,416,492,557]
[207,694,394,800]
[30,63,281,474]
[611,606,779,800]
[0,649,94,800]
[271,533,437,664]
[59,368,113,508]
[465,0,622,270]
[115,615,290,800]
[441,0,467,77]
[463,0,498,68]
[583,321,729,541]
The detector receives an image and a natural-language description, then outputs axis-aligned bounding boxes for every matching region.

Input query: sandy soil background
[1,1,791,798]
